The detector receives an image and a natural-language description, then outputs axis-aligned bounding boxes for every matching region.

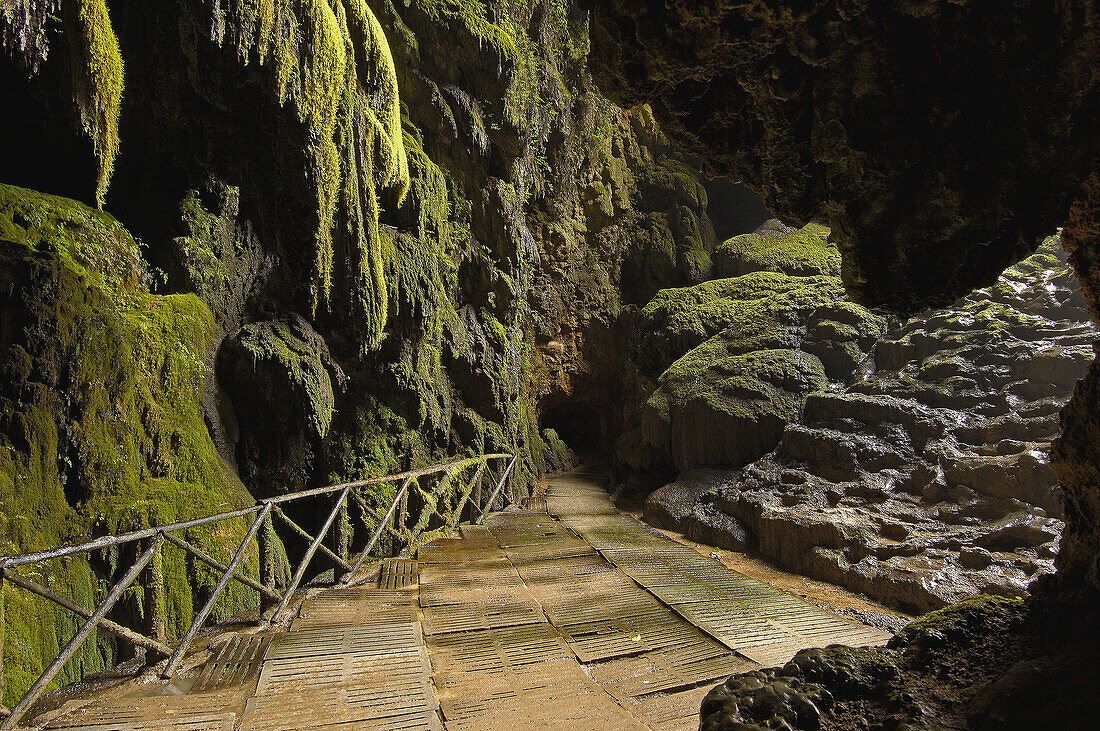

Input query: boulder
[671,238,1096,613]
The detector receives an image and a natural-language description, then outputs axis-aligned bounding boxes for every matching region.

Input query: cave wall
[583,0,1100,314]
[0,0,731,703]
[583,0,1100,599]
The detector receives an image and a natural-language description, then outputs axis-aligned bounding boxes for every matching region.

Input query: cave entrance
[539,401,606,461]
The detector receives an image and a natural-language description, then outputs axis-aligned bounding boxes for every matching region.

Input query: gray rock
[643,468,734,530]
[645,238,1097,613]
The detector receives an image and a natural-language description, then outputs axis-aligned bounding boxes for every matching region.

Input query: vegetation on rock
[617,221,884,488]
[0,183,257,704]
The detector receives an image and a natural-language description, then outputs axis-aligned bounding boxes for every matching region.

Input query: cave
[539,400,606,460]
[2,2,1100,730]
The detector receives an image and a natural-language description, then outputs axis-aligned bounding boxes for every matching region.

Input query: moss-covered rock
[541,428,578,473]
[219,314,348,496]
[635,346,827,474]
[714,220,840,278]
[618,222,884,489]
[634,270,848,378]
[0,184,258,704]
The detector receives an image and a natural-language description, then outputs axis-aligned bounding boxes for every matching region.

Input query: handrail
[0,452,516,730]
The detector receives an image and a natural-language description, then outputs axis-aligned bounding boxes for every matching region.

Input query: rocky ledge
[649,238,1097,613]
[700,592,1100,730]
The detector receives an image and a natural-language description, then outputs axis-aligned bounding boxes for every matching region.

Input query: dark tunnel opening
[538,401,607,461]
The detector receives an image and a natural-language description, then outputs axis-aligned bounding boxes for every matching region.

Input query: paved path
[45,468,891,730]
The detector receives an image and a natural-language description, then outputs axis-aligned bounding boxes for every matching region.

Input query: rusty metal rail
[0,453,517,729]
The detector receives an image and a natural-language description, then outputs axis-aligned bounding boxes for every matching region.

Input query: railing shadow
[0,453,517,729]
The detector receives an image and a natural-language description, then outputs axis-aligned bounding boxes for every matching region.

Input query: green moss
[891,594,1025,650]
[1,184,256,703]
[1001,235,1064,280]
[636,271,848,375]
[211,0,411,346]
[714,222,840,278]
[73,0,124,208]
[652,345,827,423]
[638,343,828,471]
[234,317,345,441]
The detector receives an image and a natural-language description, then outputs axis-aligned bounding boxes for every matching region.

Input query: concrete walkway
[44,467,891,730]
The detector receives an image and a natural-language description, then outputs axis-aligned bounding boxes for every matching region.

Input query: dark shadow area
[539,400,606,459]
[0,61,99,206]
[701,177,774,242]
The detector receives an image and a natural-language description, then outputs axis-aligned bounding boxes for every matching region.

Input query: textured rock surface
[540,428,579,473]
[701,593,1100,731]
[583,0,1100,315]
[617,222,885,489]
[686,239,1096,613]
[0,184,260,698]
[0,0,743,702]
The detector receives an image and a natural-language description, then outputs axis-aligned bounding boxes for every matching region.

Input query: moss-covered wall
[0,184,259,705]
[0,0,747,703]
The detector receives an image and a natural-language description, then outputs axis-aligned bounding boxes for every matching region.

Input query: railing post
[142,540,166,645]
[398,485,408,536]
[257,511,278,615]
[271,489,349,622]
[0,536,164,731]
[331,493,350,583]
[162,505,271,677]
[507,459,515,505]
[473,468,482,516]
[477,456,517,524]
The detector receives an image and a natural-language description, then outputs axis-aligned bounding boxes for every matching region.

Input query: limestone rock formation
[618,222,886,488]
[701,594,1100,730]
[680,239,1096,613]
[583,1,1100,315]
[541,428,579,473]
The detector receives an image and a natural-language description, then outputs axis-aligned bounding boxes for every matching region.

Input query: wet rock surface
[617,222,886,489]
[681,239,1096,613]
[701,592,1100,731]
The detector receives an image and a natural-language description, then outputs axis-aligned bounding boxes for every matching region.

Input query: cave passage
[539,400,607,458]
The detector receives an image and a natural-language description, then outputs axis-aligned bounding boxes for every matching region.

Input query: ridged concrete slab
[548,470,894,667]
[191,634,272,693]
[46,695,239,730]
[379,557,418,589]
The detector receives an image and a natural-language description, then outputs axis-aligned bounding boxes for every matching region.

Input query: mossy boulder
[619,222,885,488]
[218,314,347,496]
[634,270,848,377]
[700,594,1059,731]
[714,220,841,278]
[633,346,828,474]
[0,184,259,704]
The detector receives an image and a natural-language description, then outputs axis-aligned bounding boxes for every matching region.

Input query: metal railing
[0,453,517,729]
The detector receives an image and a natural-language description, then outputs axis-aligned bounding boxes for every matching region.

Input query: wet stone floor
[39,467,892,730]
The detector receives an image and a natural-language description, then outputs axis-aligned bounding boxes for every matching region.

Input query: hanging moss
[212,0,409,342]
[73,0,124,208]
[0,0,124,208]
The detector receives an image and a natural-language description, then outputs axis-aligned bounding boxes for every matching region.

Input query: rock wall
[666,239,1096,614]
[0,184,261,700]
[0,0,733,703]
